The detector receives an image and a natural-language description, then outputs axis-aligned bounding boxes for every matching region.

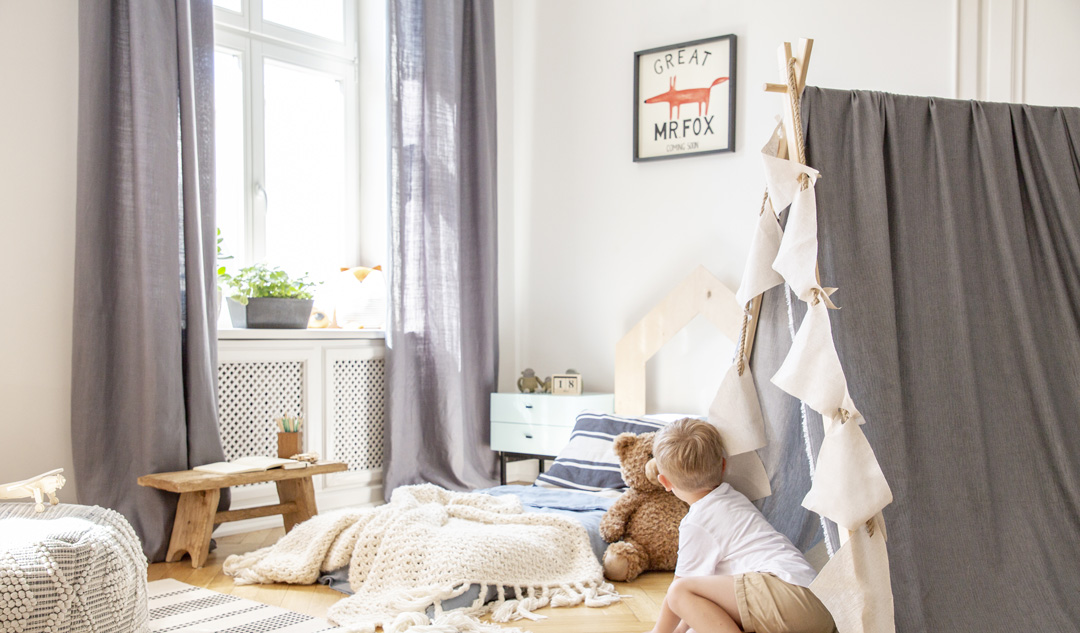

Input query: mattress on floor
[317,484,615,602]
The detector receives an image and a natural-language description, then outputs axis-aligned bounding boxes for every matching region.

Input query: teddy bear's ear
[612,433,637,459]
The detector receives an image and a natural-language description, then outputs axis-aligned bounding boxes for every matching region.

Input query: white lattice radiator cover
[216,356,385,473]
[217,361,306,462]
[331,357,385,470]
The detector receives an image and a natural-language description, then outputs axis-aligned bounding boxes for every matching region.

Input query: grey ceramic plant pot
[226,297,314,329]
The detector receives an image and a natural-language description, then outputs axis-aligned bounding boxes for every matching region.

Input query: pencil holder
[277,432,302,459]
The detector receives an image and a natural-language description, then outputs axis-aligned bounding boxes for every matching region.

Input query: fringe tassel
[333,578,621,632]
[221,546,274,585]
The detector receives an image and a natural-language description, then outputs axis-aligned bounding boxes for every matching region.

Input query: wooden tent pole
[743,38,813,363]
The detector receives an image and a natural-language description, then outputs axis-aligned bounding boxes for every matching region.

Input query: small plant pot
[227,297,314,329]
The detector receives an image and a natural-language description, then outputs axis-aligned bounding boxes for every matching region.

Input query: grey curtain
[384,0,499,496]
[73,0,227,561]
[754,87,1080,631]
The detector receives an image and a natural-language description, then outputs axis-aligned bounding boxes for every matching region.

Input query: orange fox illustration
[644,76,729,120]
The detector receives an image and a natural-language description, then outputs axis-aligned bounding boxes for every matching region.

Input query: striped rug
[148,579,340,632]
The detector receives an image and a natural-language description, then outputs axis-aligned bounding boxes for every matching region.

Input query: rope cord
[785,57,811,191]
[735,188,773,376]
[736,311,749,376]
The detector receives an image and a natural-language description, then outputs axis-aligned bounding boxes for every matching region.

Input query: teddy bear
[599,431,689,582]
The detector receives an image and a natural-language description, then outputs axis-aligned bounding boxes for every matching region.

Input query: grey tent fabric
[72,0,227,561]
[751,286,828,555]
[384,0,499,496]
[755,87,1080,631]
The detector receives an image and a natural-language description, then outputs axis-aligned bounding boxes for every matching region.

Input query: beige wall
[0,2,79,498]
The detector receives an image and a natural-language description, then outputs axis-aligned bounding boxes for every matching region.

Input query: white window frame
[213,0,362,269]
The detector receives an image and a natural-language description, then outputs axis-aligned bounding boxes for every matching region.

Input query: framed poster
[634,34,737,161]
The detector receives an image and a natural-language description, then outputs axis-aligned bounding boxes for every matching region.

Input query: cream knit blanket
[223,484,619,633]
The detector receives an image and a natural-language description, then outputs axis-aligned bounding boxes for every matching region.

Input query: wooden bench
[138,461,347,568]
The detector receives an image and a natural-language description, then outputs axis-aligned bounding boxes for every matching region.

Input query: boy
[648,418,834,633]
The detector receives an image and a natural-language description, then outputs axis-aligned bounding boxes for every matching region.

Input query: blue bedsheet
[318,484,614,597]
[476,485,614,563]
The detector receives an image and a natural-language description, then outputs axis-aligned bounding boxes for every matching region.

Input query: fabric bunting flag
[772,184,825,304]
[721,450,771,501]
[708,363,769,455]
[801,415,893,531]
[735,199,786,308]
[810,515,895,633]
[771,301,857,418]
[761,151,820,215]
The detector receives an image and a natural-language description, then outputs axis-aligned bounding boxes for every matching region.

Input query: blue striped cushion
[534,413,669,492]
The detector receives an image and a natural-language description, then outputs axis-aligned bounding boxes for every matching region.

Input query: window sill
[217,328,386,341]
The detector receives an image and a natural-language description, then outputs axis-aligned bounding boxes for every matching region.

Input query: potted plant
[220,263,318,329]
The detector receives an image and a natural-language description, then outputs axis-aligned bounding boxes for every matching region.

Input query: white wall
[0,2,79,498]
[3,0,1079,495]
[494,0,1080,415]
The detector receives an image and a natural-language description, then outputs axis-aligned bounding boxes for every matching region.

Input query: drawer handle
[524,404,533,409]
[524,434,534,439]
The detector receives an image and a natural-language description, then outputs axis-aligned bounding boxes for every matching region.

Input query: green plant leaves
[222,263,318,300]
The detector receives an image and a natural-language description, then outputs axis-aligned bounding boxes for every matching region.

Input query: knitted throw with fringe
[223,484,620,633]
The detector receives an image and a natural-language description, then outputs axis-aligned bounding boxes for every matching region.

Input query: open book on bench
[193,456,309,475]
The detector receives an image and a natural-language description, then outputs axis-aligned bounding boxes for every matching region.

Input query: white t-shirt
[674,483,818,587]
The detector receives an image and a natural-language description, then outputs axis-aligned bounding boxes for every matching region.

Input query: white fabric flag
[802,414,893,531]
[761,152,820,215]
[810,515,895,633]
[735,200,786,308]
[723,450,771,501]
[772,184,823,303]
[771,300,853,418]
[708,363,768,455]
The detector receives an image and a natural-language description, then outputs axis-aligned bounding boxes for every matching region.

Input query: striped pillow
[534,413,669,493]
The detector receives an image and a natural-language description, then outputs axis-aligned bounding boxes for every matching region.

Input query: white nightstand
[490,392,615,484]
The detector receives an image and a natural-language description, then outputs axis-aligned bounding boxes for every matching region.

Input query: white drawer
[490,393,615,428]
[490,421,572,457]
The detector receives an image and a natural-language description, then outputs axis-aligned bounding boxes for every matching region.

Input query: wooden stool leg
[166,489,220,568]
[276,477,316,533]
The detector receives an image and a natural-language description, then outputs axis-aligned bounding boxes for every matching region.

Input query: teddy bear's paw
[603,541,648,582]
[603,549,631,581]
[598,522,622,543]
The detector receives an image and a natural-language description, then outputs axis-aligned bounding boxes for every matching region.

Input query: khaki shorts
[734,572,835,633]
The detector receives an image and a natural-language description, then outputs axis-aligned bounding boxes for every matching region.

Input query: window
[212,0,360,284]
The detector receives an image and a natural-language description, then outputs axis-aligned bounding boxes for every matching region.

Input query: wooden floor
[148,527,673,632]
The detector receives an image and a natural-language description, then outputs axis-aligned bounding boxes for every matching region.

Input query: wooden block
[550,374,583,395]
[166,488,221,568]
[276,476,317,533]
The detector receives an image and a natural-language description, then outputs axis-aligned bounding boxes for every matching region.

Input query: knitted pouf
[0,503,148,633]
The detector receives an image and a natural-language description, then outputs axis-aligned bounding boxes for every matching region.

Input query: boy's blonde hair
[653,417,726,492]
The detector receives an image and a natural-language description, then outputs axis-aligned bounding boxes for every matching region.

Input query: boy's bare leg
[666,576,742,633]
[648,594,683,633]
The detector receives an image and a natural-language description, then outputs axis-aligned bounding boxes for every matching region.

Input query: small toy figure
[0,468,66,512]
[517,368,546,393]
